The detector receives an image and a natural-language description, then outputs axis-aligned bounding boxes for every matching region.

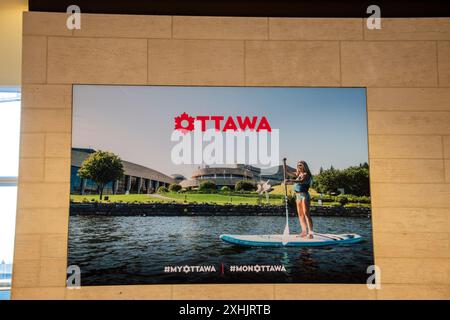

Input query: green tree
[199,180,216,191]
[235,180,256,191]
[313,164,370,196]
[157,185,168,193]
[78,151,124,200]
[169,183,182,192]
[313,167,342,194]
[341,165,370,196]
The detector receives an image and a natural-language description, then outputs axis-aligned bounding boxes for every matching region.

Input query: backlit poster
[68,85,374,285]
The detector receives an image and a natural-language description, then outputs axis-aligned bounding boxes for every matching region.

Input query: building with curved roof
[71,148,175,195]
[179,164,292,189]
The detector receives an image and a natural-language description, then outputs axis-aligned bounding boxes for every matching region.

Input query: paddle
[282,158,290,245]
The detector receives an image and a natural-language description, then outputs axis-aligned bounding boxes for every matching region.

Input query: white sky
[0,98,20,263]
[73,86,369,178]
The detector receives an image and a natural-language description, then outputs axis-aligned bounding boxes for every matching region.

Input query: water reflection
[68,215,374,285]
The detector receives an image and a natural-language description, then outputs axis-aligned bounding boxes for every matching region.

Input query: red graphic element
[174,114,272,132]
[221,262,225,276]
[174,112,195,132]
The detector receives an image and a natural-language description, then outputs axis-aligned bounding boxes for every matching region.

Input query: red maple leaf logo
[174,112,195,132]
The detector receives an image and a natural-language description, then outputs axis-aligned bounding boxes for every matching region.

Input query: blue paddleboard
[220,233,362,247]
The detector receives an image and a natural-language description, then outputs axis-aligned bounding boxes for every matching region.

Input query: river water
[68,215,374,285]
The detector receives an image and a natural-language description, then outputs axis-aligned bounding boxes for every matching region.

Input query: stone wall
[70,202,371,217]
[14,12,450,299]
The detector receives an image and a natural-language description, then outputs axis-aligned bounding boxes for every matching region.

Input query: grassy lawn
[270,184,320,196]
[70,194,171,203]
[71,193,283,205]
[163,192,284,205]
[71,192,370,207]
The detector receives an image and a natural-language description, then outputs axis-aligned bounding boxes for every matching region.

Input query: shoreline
[70,202,371,217]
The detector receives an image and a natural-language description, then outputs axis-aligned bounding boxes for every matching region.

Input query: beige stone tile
[274,284,376,300]
[41,234,68,259]
[15,208,69,234]
[368,111,450,135]
[270,18,362,40]
[39,258,67,287]
[19,158,45,182]
[172,284,274,300]
[371,183,450,208]
[364,18,450,40]
[23,12,72,36]
[438,41,450,86]
[47,37,147,84]
[74,13,171,38]
[173,16,268,40]
[445,136,450,158]
[245,41,340,86]
[19,133,45,158]
[368,135,443,159]
[446,159,450,182]
[376,257,449,284]
[374,232,450,258]
[45,158,71,182]
[45,133,71,158]
[372,207,450,233]
[21,84,72,109]
[13,234,41,260]
[11,259,40,288]
[148,39,244,85]
[20,108,71,133]
[11,287,66,300]
[341,41,437,87]
[22,36,46,84]
[376,284,450,299]
[367,88,450,111]
[65,285,172,300]
[370,159,445,183]
[17,182,70,209]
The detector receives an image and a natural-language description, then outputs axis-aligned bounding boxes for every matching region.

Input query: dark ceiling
[29,0,450,17]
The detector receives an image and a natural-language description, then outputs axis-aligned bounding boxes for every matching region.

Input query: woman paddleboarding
[220,159,363,247]
[286,160,314,238]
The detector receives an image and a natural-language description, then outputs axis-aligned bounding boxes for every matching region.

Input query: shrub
[220,186,231,192]
[311,194,333,203]
[355,196,371,204]
[313,163,370,196]
[157,186,168,193]
[337,195,349,205]
[287,194,296,207]
[235,180,256,192]
[168,183,182,192]
[329,202,342,207]
[199,180,216,191]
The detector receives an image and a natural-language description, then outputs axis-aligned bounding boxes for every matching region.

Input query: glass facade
[70,166,82,193]
[70,151,171,195]
[70,165,113,195]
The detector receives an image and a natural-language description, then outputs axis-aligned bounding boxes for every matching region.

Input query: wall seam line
[436,41,440,87]
[146,39,149,84]
[442,136,447,183]
[361,18,365,40]
[339,41,343,86]
[243,40,247,86]
[45,36,49,84]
